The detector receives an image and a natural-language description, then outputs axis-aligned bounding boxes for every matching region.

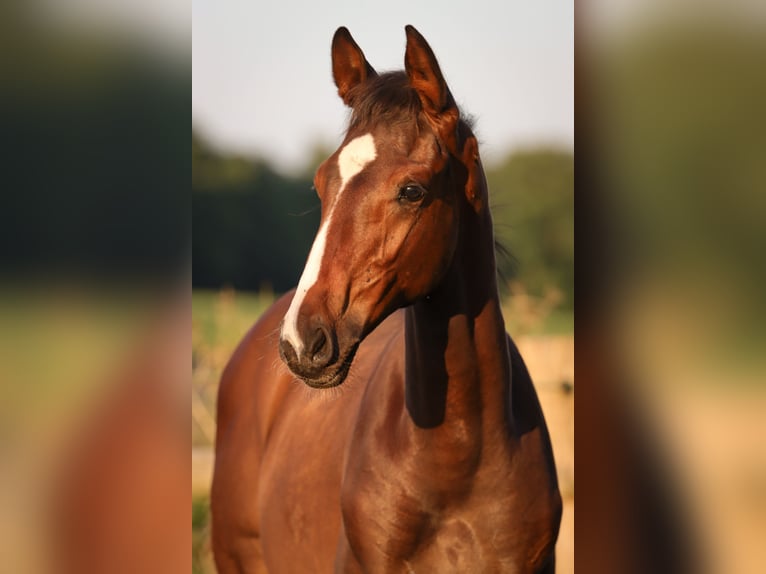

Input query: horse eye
[398,184,425,203]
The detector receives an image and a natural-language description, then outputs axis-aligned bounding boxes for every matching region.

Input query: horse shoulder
[211,291,296,570]
[216,291,295,439]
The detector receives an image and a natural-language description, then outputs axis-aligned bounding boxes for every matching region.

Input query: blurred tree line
[1,40,189,285]
[192,132,573,308]
[489,150,574,309]
[192,134,321,292]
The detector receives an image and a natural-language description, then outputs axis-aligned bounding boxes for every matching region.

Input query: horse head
[279,26,486,388]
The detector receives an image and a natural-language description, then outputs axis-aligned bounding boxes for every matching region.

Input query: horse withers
[211,26,561,573]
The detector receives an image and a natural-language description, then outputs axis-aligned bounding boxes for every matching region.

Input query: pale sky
[192,0,573,171]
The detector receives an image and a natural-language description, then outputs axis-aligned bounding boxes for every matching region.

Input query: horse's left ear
[404,25,459,145]
[332,27,377,107]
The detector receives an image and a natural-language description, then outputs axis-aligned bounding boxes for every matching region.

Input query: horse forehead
[327,127,440,198]
[337,133,377,185]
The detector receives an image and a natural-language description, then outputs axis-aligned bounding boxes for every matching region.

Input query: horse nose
[279,319,336,378]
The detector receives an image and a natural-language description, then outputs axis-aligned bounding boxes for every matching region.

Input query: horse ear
[460,134,485,212]
[332,27,377,107]
[404,25,458,137]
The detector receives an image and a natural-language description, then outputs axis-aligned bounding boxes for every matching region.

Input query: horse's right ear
[332,27,377,107]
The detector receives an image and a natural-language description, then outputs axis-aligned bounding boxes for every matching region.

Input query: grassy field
[192,289,275,447]
[191,288,574,573]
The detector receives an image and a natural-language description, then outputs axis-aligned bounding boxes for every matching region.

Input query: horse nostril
[308,326,330,364]
[308,329,326,357]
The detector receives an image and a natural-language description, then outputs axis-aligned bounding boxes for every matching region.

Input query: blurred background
[1,1,190,573]
[192,2,574,572]
[2,0,763,573]
[577,1,766,573]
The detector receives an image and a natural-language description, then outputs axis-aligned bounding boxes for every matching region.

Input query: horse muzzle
[278,319,361,388]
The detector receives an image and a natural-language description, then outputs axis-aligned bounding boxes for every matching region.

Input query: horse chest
[408,514,523,574]
[340,455,529,572]
[342,492,530,573]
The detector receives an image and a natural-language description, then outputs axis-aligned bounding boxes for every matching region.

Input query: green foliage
[192,496,209,531]
[3,46,188,282]
[596,23,766,364]
[192,132,320,292]
[488,149,574,309]
[605,26,766,282]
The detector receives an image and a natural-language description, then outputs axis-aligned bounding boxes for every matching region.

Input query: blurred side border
[576,3,766,573]
[0,5,190,573]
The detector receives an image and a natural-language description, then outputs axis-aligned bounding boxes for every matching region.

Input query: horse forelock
[346,72,475,154]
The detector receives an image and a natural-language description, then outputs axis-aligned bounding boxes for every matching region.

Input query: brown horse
[211,26,561,573]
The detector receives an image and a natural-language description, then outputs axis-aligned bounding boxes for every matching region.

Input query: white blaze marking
[281,133,377,354]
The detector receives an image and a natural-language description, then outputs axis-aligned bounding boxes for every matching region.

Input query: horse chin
[299,343,359,389]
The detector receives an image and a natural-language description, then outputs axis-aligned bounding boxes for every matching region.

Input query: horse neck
[403,185,512,447]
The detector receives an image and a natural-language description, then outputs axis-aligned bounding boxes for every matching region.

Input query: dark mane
[346,72,421,131]
[346,71,474,139]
